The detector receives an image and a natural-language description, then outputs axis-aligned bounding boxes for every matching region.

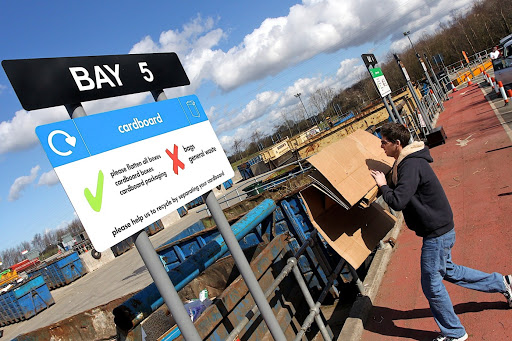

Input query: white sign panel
[369,68,392,97]
[36,95,234,251]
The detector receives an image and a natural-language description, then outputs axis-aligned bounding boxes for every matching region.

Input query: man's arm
[371,161,421,211]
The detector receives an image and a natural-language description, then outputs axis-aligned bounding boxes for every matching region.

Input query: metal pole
[134,231,202,341]
[65,99,202,341]
[202,190,287,341]
[394,54,433,133]
[411,87,432,132]
[383,98,397,123]
[386,94,405,125]
[425,54,448,102]
[291,259,332,341]
[295,92,310,127]
[225,238,315,341]
[64,103,87,119]
[418,54,443,110]
[347,264,365,294]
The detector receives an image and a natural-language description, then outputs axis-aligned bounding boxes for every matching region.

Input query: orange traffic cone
[451,81,458,92]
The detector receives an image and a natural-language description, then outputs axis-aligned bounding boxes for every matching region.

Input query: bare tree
[232,138,245,161]
[31,233,46,252]
[20,241,30,252]
[67,219,84,237]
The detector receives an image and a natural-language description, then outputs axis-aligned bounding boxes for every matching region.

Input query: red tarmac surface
[361,83,512,340]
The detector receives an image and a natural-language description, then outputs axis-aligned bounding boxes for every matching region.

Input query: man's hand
[370,170,387,187]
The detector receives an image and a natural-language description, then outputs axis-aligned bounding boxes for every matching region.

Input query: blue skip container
[0,275,54,326]
[27,252,86,290]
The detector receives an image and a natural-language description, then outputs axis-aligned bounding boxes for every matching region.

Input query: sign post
[418,55,444,110]
[3,53,286,340]
[394,54,432,135]
[361,54,404,125]
[424,53,448,103]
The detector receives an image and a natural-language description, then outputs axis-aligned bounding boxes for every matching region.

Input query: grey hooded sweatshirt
[380,141,454,238]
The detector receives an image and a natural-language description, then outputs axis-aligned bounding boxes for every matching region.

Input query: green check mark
[84,170,104,212]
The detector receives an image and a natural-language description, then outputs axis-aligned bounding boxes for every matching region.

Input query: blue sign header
[36,95,208,167]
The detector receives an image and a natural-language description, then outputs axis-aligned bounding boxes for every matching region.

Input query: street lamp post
[294,92,310,127]
[403,30,418,55]
[403,30,444,110]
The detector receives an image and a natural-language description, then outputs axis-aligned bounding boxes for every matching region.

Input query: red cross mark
[166,144,185,175]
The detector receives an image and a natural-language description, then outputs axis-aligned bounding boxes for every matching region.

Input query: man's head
[380,123,410,159]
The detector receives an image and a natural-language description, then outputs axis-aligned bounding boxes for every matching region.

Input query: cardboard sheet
[307,129,394,208]
[301,186,396,269]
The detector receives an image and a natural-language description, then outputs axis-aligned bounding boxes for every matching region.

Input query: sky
[0,0,477,253]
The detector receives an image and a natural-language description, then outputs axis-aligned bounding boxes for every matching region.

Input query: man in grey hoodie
[370,122,512,341]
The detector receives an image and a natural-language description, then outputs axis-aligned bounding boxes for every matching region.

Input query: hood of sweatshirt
[392,141,431,184]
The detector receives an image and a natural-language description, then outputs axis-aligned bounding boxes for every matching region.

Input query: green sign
[369,67,384,78]
[369,67,391,97]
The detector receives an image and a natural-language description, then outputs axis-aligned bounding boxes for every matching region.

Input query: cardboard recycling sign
[36,95,233,251]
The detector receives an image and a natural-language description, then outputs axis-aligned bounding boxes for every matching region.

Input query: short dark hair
[380,122,410,147]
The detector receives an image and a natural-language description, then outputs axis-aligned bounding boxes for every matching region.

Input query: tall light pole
[294,92,310,126]
[403,31,418,55]
[403,30,444,108]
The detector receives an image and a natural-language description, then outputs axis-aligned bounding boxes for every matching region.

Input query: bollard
[490,76,495,89]
[430,89,440,106]
[498,81,509,105]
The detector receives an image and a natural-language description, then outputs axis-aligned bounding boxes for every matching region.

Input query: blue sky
[0,0,477,253]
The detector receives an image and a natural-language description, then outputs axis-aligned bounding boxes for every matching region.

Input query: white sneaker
[503,275,512,308]
[433,333,468,341]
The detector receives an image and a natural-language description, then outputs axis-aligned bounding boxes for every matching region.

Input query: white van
[492,36,512,87]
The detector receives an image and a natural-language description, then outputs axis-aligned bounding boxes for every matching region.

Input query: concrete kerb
[337,211,404,341]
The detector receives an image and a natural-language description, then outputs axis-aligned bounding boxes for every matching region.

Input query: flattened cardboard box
[307,129,394,208]
[302,129,396,269]
[301,186,396,269]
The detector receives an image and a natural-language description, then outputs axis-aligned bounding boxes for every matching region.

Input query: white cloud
[0,93,150,155]
[130,0,476,94]
[129,14,225,96]
[215,91,280,133]
[336,58,366,87]
[8,165,40,201]
[38,169,59,186]
[0,108,69,154]
[82,92,150,115]
[0,84,6,94]
[0,0,477,157]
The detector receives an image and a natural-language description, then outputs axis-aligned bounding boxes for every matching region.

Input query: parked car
[492,35,512,88]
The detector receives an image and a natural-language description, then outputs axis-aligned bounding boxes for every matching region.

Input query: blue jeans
[421,228,505,338]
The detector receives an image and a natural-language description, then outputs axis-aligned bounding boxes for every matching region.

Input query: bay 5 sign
[2,53,189,111]
[36,95,233,251]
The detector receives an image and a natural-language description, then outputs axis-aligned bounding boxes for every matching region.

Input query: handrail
[113,199,276,332]
[225,230,351,341]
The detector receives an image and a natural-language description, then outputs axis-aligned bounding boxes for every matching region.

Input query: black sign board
[2,53,190,111]
[361,54,378,69]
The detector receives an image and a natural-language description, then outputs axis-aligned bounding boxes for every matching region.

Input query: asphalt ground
[359,76,512,340]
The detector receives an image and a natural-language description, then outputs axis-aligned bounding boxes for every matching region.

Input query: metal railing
[225,229,360,341]
[72,239,94,255]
